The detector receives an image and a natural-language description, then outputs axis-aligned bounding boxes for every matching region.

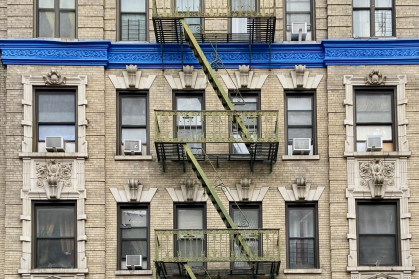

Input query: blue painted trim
[1,38,419,68]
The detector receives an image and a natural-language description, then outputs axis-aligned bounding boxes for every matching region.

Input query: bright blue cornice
[0,38,419,68]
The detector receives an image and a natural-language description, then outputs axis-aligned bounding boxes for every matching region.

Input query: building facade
[0,0,418,279]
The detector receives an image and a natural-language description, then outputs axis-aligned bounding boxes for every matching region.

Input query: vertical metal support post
[181,28,184,68]
[249,18,252,71]
[160,40,165,72]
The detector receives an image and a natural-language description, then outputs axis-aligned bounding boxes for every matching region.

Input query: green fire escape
[152,1,280,278]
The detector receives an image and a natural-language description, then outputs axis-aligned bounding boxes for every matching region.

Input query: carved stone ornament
[365,273,398,279]
[43,70,66,85]
[292,177,311,200]
[239,65,250,87]
[236,178,254,201]
[365,70,387,85]
[126,64,138,87]
[183,65,194,87]
[36,160,72,199]
[128,179,140,201]
[359,159,395,198]
[182,178,200,201]
[295,64,306,87]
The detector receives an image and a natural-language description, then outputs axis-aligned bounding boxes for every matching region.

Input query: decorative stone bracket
[278,178,324,202]
[221,65,268,90]
[110,185,157,203]
[164,65,207,90]
[166,179,208,202]
[277,64,323,89]
[292,177,310,200]
[37,160,72,199]
[109,65,157,89]
[224,179,269,202]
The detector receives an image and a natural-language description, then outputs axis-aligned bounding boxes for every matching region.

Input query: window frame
[36,0,77,38]
[353,87,396,152]
[284,91,317,155]
[116,91,149,155]
[117,203,150,270]
[285,202,319,269]
[117,0,149,41]
[356,200,400,266]
[352,0,395,38]
[32,201,77,269]
[34,87,78,152]
[283,0,315,41]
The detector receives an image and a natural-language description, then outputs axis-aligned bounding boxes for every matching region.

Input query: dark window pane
[288,128,312,140]
[289,239,315,268]
[39,11,55,37]
[288,111,312,125]
[359,236,397,265]
[121,209,148,227]
[39,125,76,141]
[38,93,75,122]
[353,10,370,37]
[37,207,75,237]
[375,10,392,36]
[122,240,148,257]
[356,94,392,123]
[60,11,76,38]
[37,239,75,268]
[121,97,146,125]
[358,204,396,234]
[60,0,76,9]
[122,228,147,239]
[121,14,147,41]
[289,208,314,237]
[121,0,146,12]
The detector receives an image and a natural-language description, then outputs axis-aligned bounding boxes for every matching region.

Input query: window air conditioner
[126,255,143,270]
[366,135,383,151]
[291,22,307,41]
[45,136,65,152]
[292,138,311,155]
[124,139,142,155]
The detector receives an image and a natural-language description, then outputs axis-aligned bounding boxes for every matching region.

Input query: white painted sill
[115,270,153,276]
[344,151,411,158]
[114,155,153,161]
[282,155,320,161]
[18,268,88,274]
[19,152,88,159]
[347,266,415,272]
[284,268,322,274]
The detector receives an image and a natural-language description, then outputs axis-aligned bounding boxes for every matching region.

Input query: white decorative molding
[165,66,207,90]
[277,65,323,89]
[224,185,269,202]
[21,73,88,154]
[343,74,408,153]
[19,158,87,276]
[109,65,157,89]
[110,186,157,203]
[166,179,208,202]
[346,157,413,275]
[221,66,267,90]
[278,184,324,202]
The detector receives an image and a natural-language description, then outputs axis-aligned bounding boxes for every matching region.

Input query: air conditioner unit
[291,22,307,41]
[292,138,311,155]
[45,136,65,152]
[124,139,142,155]
[126,255,143,270]
[366,135,383,151]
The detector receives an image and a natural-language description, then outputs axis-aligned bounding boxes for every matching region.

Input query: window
[174,93,204,154]
[174,204,206,266]
[118,92,148,155]
[285,92,316,155]
[120,0,147,41]
[354,88,395,152]
[176,0,202,33]
[284,0,314,41]
[353,0,394,37]
[37,0,76,38]
[230,0,256,34]
[231,92,260,154]
[35,88,77,152]
[118,205,149,270]
[34,202,76,268]
[230,203,261,268]
[357,201,399,266]
[286,203,318,269]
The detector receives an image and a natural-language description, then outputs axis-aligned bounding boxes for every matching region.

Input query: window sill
[284,269,322,274]
[18,268,88,274]
[282,155,320,161]
[19,152,88,159]
[115,270,153,276]
[347,266,415,272]
[344,151,411,158]
[114,155,153,161]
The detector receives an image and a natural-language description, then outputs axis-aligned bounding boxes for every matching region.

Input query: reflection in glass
[121,0,146,12]
[39,125,75,141]
[353,10,370,37]
[375,10,392,36]
[60,11,76,38]
[39,11,55,37]
[121,14,147,41]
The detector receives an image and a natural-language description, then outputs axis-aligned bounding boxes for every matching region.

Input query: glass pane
[37,207,74,237]
[356,94,392,123]
[376,0,392,7]
[39,125,76,141]
[353,10,370,37]
[185,18,201,33]
[121,259,148,269]
[177,239,204,258]
[39,0,55,8]
[232,128,257,154]
[288,97,311,110]
[121,209,148,227]
[356,125,392,141]
[289,239,315,268]
[233,240,259,267]
[375,10,392,36]
[122,228,147,239]
[289,208,314,237]
[231,18,248,33]
[288,128,312,140]
[176,0,200,12]
[177,112,202,126]
[121,0,146,12]
[359,204,396,234]
[60,0,76,9]
[231,0,255,12]
[359,236,397,265]
[37,239,75,268]
[233,208,259,229]
[353,0,370,7]
[178,209,203,229]
[60,12,76,38]
[121,14,147,41]
[177,128,202,142]
[288,111,312,125]
[286,0,310,12]
[177,97,202,110]
[121,128,147,144]
[38,93,75,122]
[39,11,55,37]
[122,240,148,257]
[286,14,311,31]
[121,97,146,125]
